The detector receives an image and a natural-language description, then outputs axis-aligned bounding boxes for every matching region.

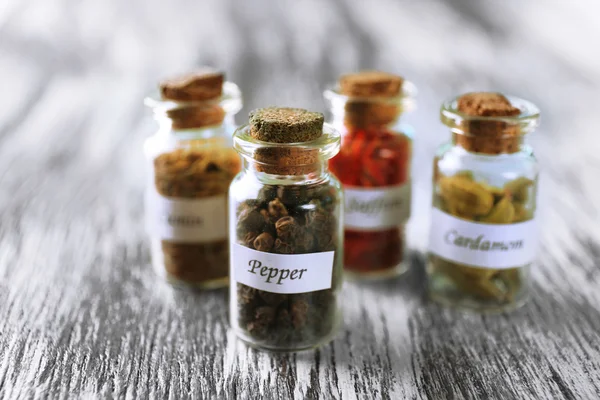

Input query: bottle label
[428,208,537,269]
[145,190,227,242]
[231,243,335,294]
[344,182,411,230]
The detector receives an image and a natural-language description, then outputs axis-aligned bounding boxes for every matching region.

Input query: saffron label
[344,182,411,230]
[145,190,227,242]
[231,243,335,294]
[428,208,537,269]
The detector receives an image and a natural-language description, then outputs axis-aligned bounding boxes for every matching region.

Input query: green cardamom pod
[504,177,533,203]
[480,195,515,223]
[497,268,523,302]
[431,173,535,306]
[432,256,506,301]
[512,203,533,222]
[454,170,475,180]
[481,182,506,202]
[439,175,494,217]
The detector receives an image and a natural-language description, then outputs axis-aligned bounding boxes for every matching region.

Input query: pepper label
[428,208,537,269]
[344,182,411,230]
[232,243,334,294]
[145,190,227,242]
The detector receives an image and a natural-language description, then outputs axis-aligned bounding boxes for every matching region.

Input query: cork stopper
[339,71,404,98]
[160,68,224,102]
[337,71,404,128]
[457,92,520,117]
[249,107,324,143]
[455,92,522,155]
[166,104,226,130]
[157,69,226,129]
[248,107,324,175]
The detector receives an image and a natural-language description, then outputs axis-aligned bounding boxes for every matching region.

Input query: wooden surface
[1,0,600,398]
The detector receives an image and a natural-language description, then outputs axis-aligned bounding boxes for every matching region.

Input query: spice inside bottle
[325,71,416,279]
[229,107,343,351]
[428,92,541,312]
[144,69,242,288]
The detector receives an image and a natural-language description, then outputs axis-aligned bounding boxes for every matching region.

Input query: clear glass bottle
[324,71,416,279]
[427,92,540,312]
[144,73,242,288]
[229,107,343,351]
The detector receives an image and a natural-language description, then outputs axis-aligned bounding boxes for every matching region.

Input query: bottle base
[152,261,229,290]
[426,256,530,313]
[150,238,230,289]
[344,261,409,282]
[428,288,528,313]
[231,314,341,352]
[164,273,229,290]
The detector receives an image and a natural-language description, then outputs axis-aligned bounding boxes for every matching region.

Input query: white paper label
[428,208,537,269]
[231,243,335,294]
[145,190,227,242]
[344,182,411,230]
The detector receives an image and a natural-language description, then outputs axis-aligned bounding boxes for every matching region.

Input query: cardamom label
[428,208,537,269]
[145,190,227,242]
[232,243,335,294]
[344,182,411,230]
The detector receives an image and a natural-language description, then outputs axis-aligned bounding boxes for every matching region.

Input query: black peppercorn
[268,198,289,220]
[291,299,309,329]
[243,232,259,249]
[247,306,276,338]
[258,291,286,307]
[257,185,277,205]
[234,188,339,348]
[237,207,265,234]
[275,216,299,242]
[254,232,274,252]
[274,238,294,254]
[295,228,315,253]
[237,283,257,305]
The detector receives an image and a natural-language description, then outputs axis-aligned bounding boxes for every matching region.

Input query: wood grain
[1,0,599,398]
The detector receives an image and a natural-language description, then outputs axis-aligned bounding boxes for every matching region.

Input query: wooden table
[1,1,599,398]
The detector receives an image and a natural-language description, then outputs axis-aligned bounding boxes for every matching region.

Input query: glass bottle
[144,71,242,288]
[325,71,416,279]
[229,107,343,351]
[427,92,540,312]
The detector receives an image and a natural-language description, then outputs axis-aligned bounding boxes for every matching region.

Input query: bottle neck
[330,103,403,133]
[156,113,236,137]
[451,131,525,155]
[242,158,329,184]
